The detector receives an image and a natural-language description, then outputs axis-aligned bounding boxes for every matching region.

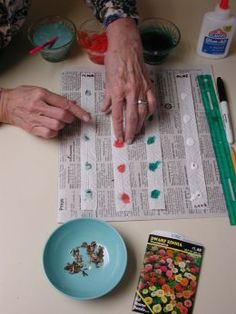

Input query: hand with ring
[102,18,157,144]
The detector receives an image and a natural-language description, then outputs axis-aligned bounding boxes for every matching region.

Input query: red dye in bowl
[77,30,107,64]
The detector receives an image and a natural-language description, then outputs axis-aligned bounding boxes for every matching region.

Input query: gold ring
[137,99,148,106]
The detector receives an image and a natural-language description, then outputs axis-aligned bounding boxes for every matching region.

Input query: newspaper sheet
[58,66,227,222]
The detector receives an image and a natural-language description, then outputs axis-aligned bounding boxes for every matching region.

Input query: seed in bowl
[64,241,104,276]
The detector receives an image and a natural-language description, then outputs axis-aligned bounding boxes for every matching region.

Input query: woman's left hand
[102,17,157,144]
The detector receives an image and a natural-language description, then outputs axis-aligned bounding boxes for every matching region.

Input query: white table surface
[1,1,236,313]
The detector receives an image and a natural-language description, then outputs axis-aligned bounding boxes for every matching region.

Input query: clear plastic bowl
[77,18,107,65]
[139,17,181,64]
[28,15,76,62]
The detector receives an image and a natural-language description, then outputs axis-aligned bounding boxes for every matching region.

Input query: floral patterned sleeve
[0,0,30,49]
[85,0,139,27]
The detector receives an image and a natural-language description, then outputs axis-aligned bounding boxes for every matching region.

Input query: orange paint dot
[117,164,126,173]
[113,139,124,148]
[121,193,130,204]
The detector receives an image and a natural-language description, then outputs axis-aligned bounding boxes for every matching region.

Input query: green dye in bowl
[139,18,181,65]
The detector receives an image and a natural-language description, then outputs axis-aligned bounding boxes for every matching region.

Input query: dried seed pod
[65,241,104,276]
[81,242,88,248]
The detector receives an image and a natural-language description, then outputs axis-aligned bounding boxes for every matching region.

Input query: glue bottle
[197,0,236,58]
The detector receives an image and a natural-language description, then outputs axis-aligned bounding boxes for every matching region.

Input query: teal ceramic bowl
[43,218,127,299]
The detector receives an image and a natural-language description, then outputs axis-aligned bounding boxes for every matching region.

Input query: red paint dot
[117,164,126,173]
[121,193,130,204]
[113,139,124,148]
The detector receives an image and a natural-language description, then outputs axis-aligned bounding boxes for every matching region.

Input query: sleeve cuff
[85,0,139,28]
[103,11,139,28]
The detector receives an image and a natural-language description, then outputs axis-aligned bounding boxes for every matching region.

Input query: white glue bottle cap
[215,0,230,18]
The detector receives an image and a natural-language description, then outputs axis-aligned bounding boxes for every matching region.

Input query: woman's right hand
[0,86,91,138]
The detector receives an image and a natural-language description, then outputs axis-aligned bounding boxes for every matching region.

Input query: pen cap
[217,77,228,102]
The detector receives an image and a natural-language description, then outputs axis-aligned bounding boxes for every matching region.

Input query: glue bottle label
[202,28,229,54]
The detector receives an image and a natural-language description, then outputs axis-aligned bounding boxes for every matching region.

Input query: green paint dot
[147,136,156,145]
[85,189,93,200]
[149,161,161,172]
[85,90,92,96]
[85,161,92,170]
[83,134,90,141]
[151,189,160,199]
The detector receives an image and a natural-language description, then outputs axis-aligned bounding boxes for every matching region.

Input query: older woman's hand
[103,18,156,144]
[0,86,91,138]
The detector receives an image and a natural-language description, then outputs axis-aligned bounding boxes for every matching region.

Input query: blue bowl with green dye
[28,16,76,62]
[43,218,127,299]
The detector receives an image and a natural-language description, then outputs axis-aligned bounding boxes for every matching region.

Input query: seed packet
[132,231,204,314]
